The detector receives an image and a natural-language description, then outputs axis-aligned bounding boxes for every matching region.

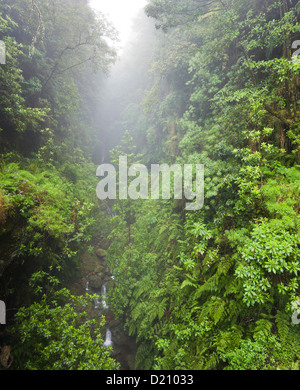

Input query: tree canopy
[0,0,300,372]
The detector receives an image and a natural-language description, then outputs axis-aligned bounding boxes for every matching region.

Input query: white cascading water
[104,328,112,347]
[101,283,108,309]
[94,296,101,309]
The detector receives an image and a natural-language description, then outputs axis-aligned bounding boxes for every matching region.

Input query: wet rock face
[79,244,138,370]
[109,320,139,370]
[79,246,112,291]
[95,248,107,260]
[88,271,113,291]
[89,274,104,290]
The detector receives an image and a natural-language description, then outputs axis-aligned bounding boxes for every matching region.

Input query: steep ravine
[75,244,138,370]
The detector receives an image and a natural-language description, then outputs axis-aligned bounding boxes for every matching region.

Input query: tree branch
[42,39,93,89]
[29,0,44,58]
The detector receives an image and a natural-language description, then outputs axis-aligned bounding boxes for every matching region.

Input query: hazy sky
[89,0,147,49]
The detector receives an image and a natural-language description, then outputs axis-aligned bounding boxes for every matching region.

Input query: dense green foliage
[100,0,300,370]
[12,270,119,370]
[1,0,300,371]
[0,0,118,370]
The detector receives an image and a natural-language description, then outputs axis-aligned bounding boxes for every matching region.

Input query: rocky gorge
[76,243,138,370]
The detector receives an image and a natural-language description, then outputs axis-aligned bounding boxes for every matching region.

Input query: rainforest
[0,0,300,372]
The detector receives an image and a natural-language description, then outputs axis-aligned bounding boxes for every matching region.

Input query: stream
[84,274,138,370]
[79,202,138,369]
[104,328,112,348]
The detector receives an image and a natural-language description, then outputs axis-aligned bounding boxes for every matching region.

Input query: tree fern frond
[211,297,226,324]
[204,352,219,369]
[131,302,146,322]
[135,341,154,370]
[149,298,167,322]
[275,310,290,341]
[181,278,197,289]
[157,298,167,320]
[223,278,241,297]
[194,275,219,299]
[253,318,272,339]
[128,321,137,336]
[216,256,234,277]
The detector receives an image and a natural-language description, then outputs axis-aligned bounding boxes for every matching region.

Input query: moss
[95,248,107,259]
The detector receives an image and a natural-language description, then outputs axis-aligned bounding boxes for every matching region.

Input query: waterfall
[104,328,112,347]
[85,280,89,291]
[101,283,108,309]
[91,282,109,310]
[94,296,101,309]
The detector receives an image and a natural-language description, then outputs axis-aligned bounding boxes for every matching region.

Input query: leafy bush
[12,271,119,370]
[220,330,300,370]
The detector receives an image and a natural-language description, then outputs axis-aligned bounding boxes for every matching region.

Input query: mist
[1,0,300,373]
[95,8,159,164]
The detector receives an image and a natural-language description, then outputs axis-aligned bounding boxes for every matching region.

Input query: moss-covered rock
[89,274,104,290]
[95,247,107,259]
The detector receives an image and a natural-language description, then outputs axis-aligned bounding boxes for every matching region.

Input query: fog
[94,7,159,164]
[89,0,148,52]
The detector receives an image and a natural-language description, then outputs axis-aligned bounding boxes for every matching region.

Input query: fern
[135,341,154,370]
[131,302,146,322]
[190,357,205,370]
[180,278,197,289]
[149,298,167,322]
[204,352,219,369]
[132,278,153,300]
[194,275,219,299]
[226,300,242,322]
[223,278,241,297]
[275,310,290,341]
[128,321,137,337]
[210,297,226,325]
[157,298,167,320]
[198,296,226,325]
[214,325,243,354]
[253,318,273,339]
[216,256,233,277]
